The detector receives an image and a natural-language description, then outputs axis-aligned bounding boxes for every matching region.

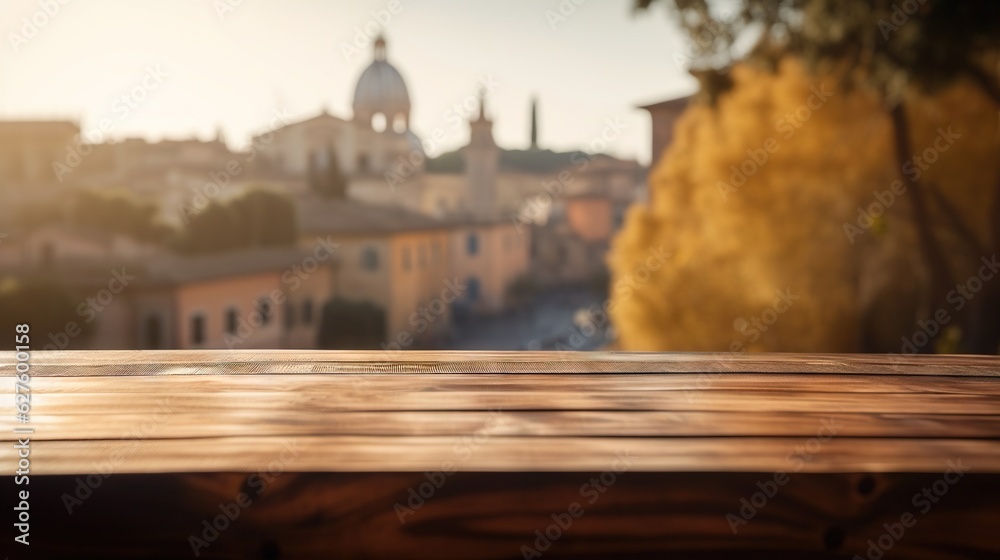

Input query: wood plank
[9,410,1000,440]
[3,351,999,475]
[8,436,999,475]
[8,386,998,415]
[14,372,1000,393]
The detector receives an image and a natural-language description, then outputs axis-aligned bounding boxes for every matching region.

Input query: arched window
[191,314,206,345]
[371,113,387,132]
[361,246,380,271]
[302,299,314,324]
[258,298,273,326]
[392,113,407,133]
[467,233,479,256]
[468,277,481,301]
[145,315,163,349]
[225,308,239,334]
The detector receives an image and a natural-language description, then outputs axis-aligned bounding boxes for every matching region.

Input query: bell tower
[466,88,499,219]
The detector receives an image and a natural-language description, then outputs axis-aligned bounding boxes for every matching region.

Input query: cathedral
[253,35,643,230]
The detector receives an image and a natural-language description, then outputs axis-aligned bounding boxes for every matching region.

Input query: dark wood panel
[18,471,1000,559]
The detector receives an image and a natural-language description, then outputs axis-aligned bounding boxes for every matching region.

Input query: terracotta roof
[7,246,334,288]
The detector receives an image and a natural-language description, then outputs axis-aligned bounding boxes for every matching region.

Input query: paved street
[447,288,612,350]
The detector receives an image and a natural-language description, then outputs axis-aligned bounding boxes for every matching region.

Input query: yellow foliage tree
[609,59,1000,352]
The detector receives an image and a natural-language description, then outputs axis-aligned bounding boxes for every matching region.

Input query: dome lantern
[352,35,410,132]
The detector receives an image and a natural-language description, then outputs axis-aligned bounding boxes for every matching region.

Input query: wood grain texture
[3,351,999,558]
[17,471,1000,559]
[2,351,1000,474]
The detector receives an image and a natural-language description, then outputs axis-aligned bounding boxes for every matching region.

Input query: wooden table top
[4,351,1000,475]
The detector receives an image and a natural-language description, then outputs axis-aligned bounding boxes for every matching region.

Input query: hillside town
[0,36,669,352]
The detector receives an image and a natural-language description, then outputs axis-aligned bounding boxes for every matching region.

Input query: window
[468,277,481,301]
[285,301,296,329]
[225,308,238,334]
[467,233,479,256]
[191,314,205,345]
[145,315,163,349]
[418,244,427,268]
[371,112,386,132]
[402,245,412,271]
[392,113,407,133]
[302,299,314,325]
[361,247,380,271]
[258,298,273,326]
[357,153,368,173]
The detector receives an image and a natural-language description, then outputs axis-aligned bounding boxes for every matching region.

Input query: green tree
[0,277,93,350]
[173,188,297,254]
[70,189,173,243]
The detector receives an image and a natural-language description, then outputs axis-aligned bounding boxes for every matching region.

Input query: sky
[0,0,698,164]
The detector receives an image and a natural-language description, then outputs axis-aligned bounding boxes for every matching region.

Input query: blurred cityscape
[4,1,996,356]
[0,34,674,352]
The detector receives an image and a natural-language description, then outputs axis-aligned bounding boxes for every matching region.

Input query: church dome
[352,36,410,130]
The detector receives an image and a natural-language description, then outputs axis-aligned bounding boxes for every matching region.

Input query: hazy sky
[1,0,697,164]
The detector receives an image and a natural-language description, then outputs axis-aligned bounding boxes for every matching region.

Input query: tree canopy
[611,0,1000,352]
